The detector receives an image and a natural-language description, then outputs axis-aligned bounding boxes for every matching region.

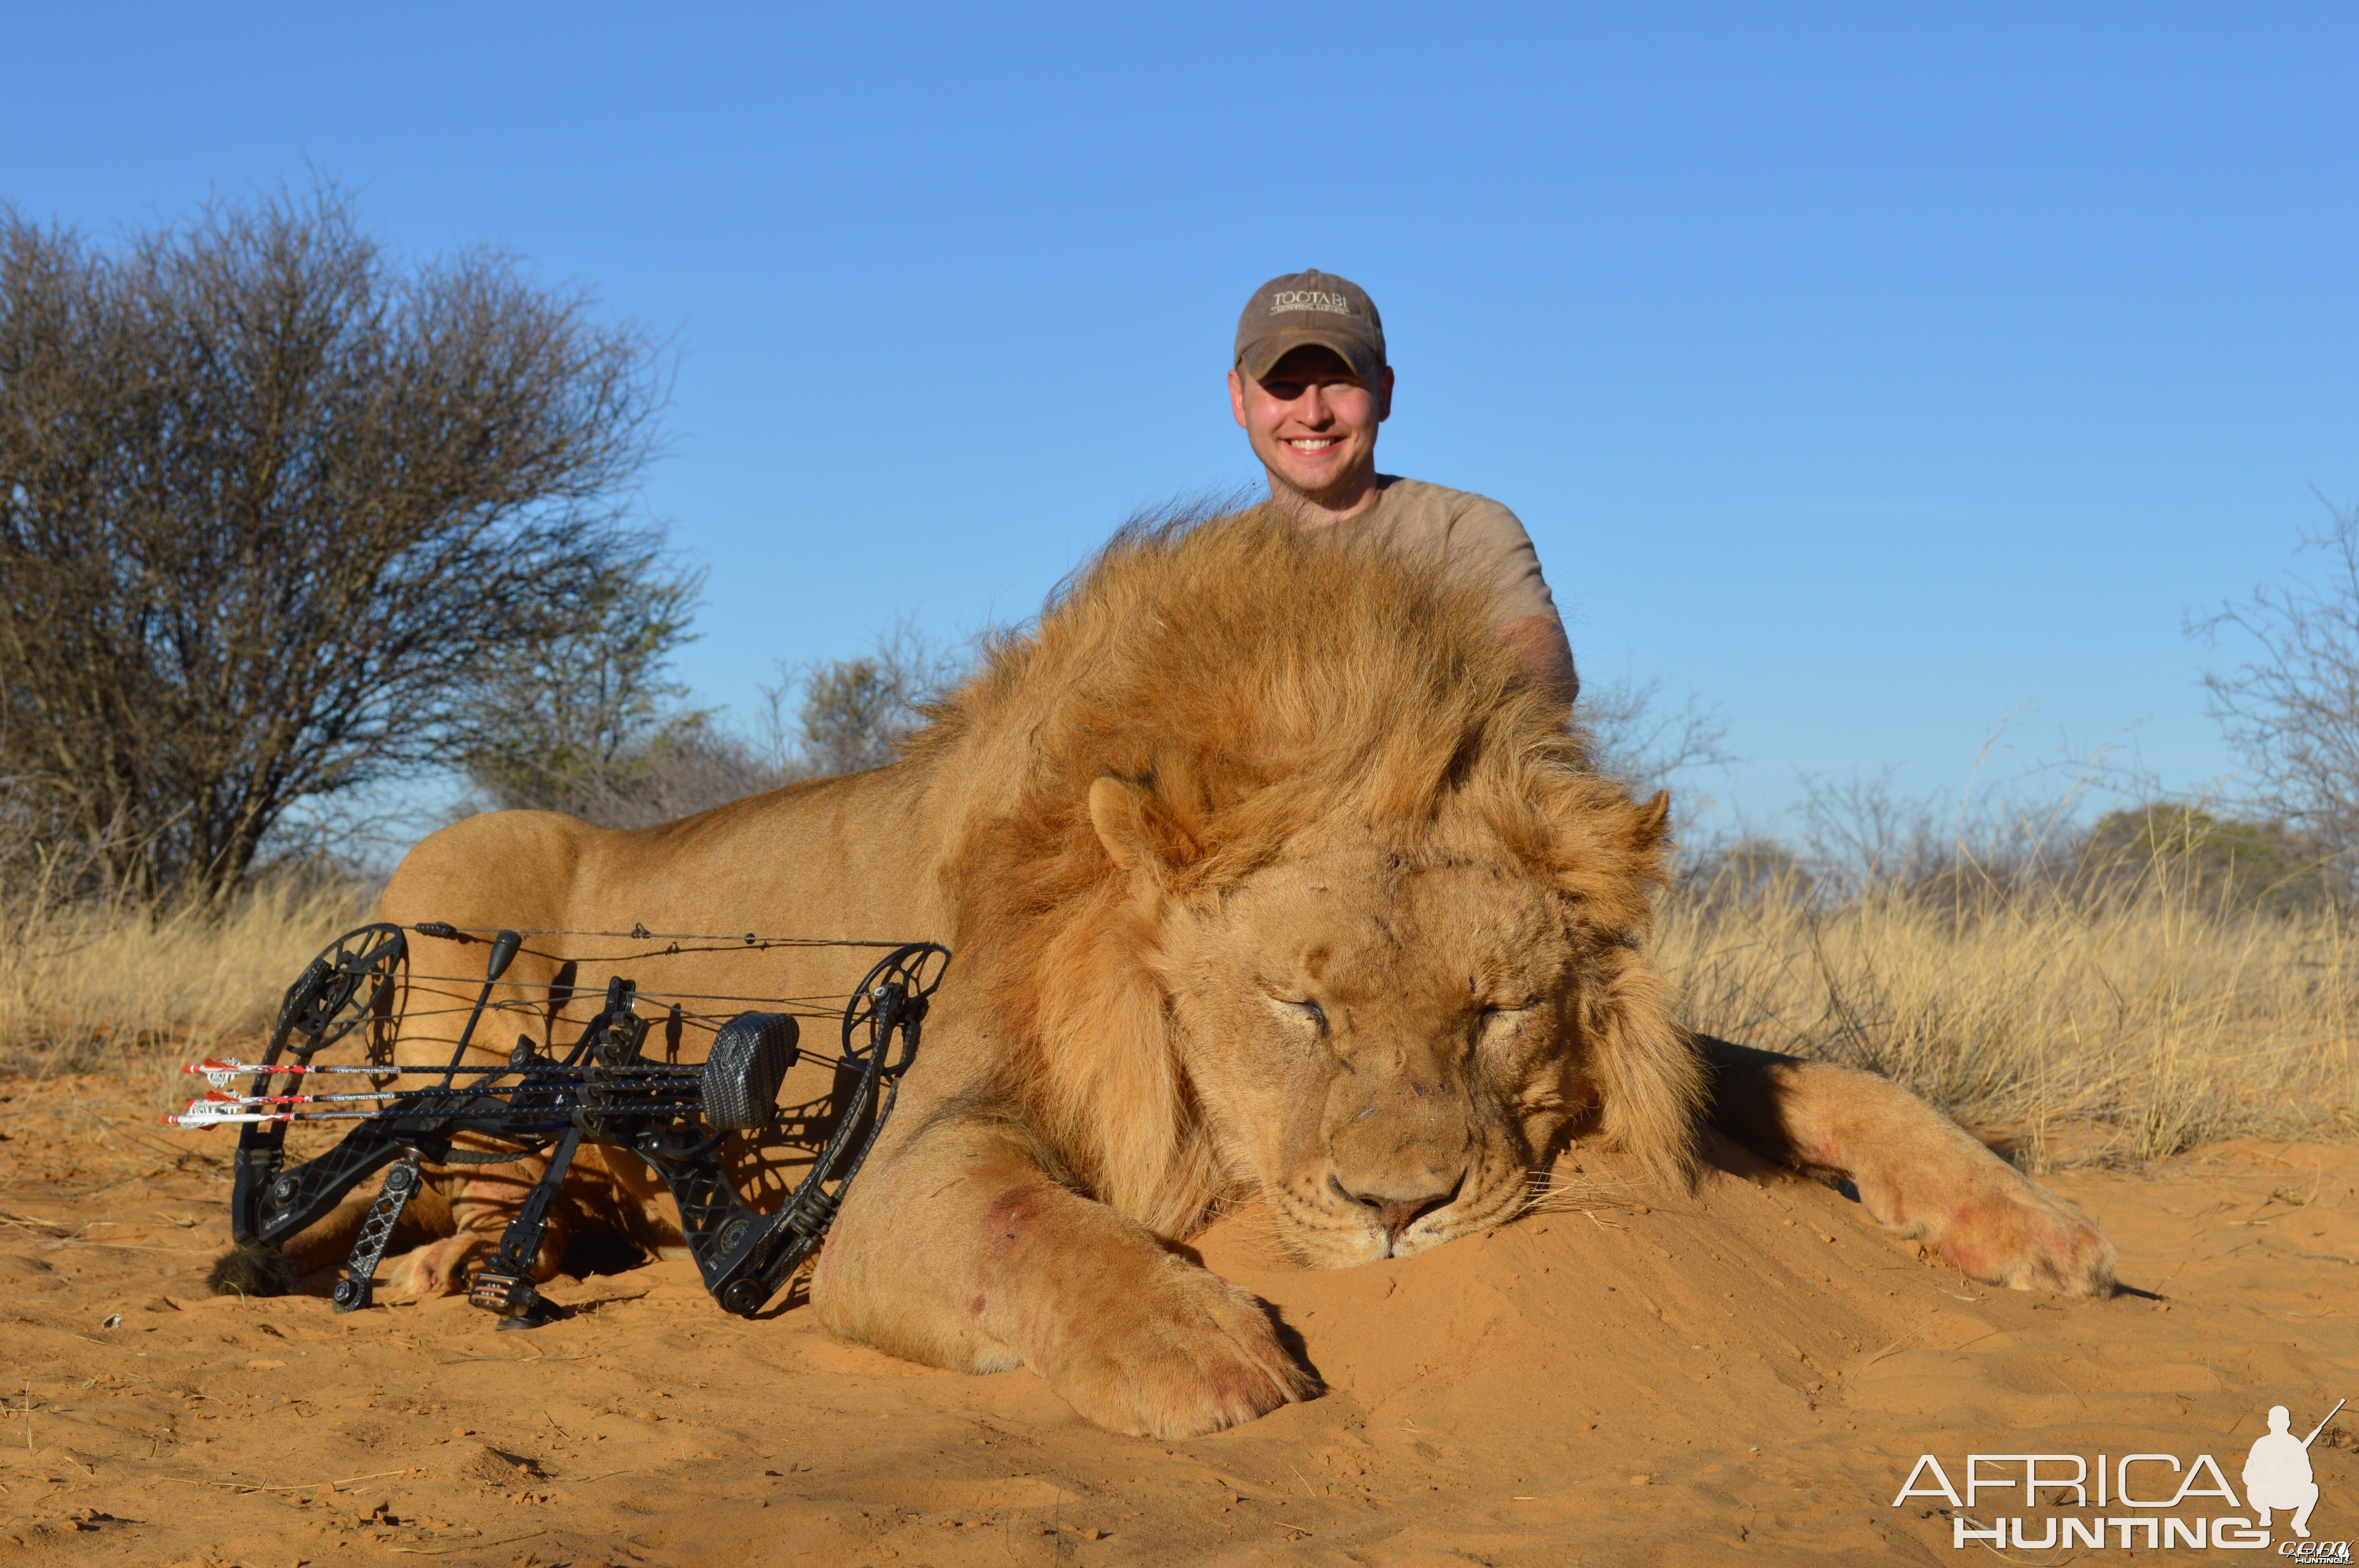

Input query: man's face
[1228,346,1394,506]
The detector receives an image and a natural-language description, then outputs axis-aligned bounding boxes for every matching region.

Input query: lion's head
[917,509,1703,1266]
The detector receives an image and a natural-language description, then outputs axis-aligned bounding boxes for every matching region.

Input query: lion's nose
[1330,1171,1464,1244]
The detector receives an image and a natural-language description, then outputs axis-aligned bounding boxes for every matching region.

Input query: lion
[244,509,2115,1439]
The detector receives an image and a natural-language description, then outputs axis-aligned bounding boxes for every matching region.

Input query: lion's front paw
[1924,1171,2118,1296]
[1036,1257,1315,1439]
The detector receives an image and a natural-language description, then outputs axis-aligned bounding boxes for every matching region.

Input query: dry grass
[0,876,374,1076]
[1657,864,2359,1170]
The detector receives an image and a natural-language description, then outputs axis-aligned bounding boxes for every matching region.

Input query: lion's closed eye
[1264,993,1328,1035]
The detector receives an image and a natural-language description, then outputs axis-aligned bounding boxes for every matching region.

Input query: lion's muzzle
[1318,1037,1481,1256]
[1327,1168,1467,1252]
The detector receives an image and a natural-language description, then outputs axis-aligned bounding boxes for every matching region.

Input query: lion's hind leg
[1924,1173,2119,1296]
[378,1149,570,1300]
[1699,1034,2119,1297]
[206,1165,458,1298]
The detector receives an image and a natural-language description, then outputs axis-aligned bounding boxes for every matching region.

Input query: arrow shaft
[166,1103,699,1127]
[191,1060,697,1078]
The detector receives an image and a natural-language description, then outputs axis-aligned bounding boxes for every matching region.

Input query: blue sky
[6,3,2354,834]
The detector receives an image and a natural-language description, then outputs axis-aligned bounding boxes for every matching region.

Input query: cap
[1233,269,1386,384]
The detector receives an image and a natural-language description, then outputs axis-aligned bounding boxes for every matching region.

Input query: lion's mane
[905,509,1704,1236]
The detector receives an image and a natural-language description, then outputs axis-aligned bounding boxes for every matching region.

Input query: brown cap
[1233,269,1386,384]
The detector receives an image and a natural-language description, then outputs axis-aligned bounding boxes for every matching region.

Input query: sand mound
[1201,1136,1922,1443]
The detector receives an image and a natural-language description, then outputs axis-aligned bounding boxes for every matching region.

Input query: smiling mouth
[1285,437,1340,452]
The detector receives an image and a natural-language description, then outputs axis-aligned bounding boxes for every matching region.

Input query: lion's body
[278,511,2114,1437]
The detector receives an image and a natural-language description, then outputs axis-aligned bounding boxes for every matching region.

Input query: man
[1229,269,1579,705]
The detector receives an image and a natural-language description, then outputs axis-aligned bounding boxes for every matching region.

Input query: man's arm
[1499,614,1579,707]
[1437,493,1576,707]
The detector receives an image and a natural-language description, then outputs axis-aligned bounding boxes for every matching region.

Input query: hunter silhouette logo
[2248,1399,2342,1540]
[1894,1396,2348,1552]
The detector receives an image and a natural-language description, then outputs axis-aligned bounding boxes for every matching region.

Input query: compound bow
[171,922,946,1329]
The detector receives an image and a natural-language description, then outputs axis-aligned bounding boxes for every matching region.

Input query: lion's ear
[1087,775,1204,880]
[1634,790,1671,854]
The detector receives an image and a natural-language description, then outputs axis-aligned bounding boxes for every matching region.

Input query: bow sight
[172,922,945,1329]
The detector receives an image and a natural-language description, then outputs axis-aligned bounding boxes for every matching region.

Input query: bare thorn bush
[2196,496,2359,861]
[776,619,969,780]
[457,618,976,830]
[1578,672,1736,802]
[0,176,670,901]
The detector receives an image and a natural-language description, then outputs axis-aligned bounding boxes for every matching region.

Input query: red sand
[0,1073,2352,1566]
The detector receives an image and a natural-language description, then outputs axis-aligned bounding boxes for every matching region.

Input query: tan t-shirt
[1316,475,1563,632]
